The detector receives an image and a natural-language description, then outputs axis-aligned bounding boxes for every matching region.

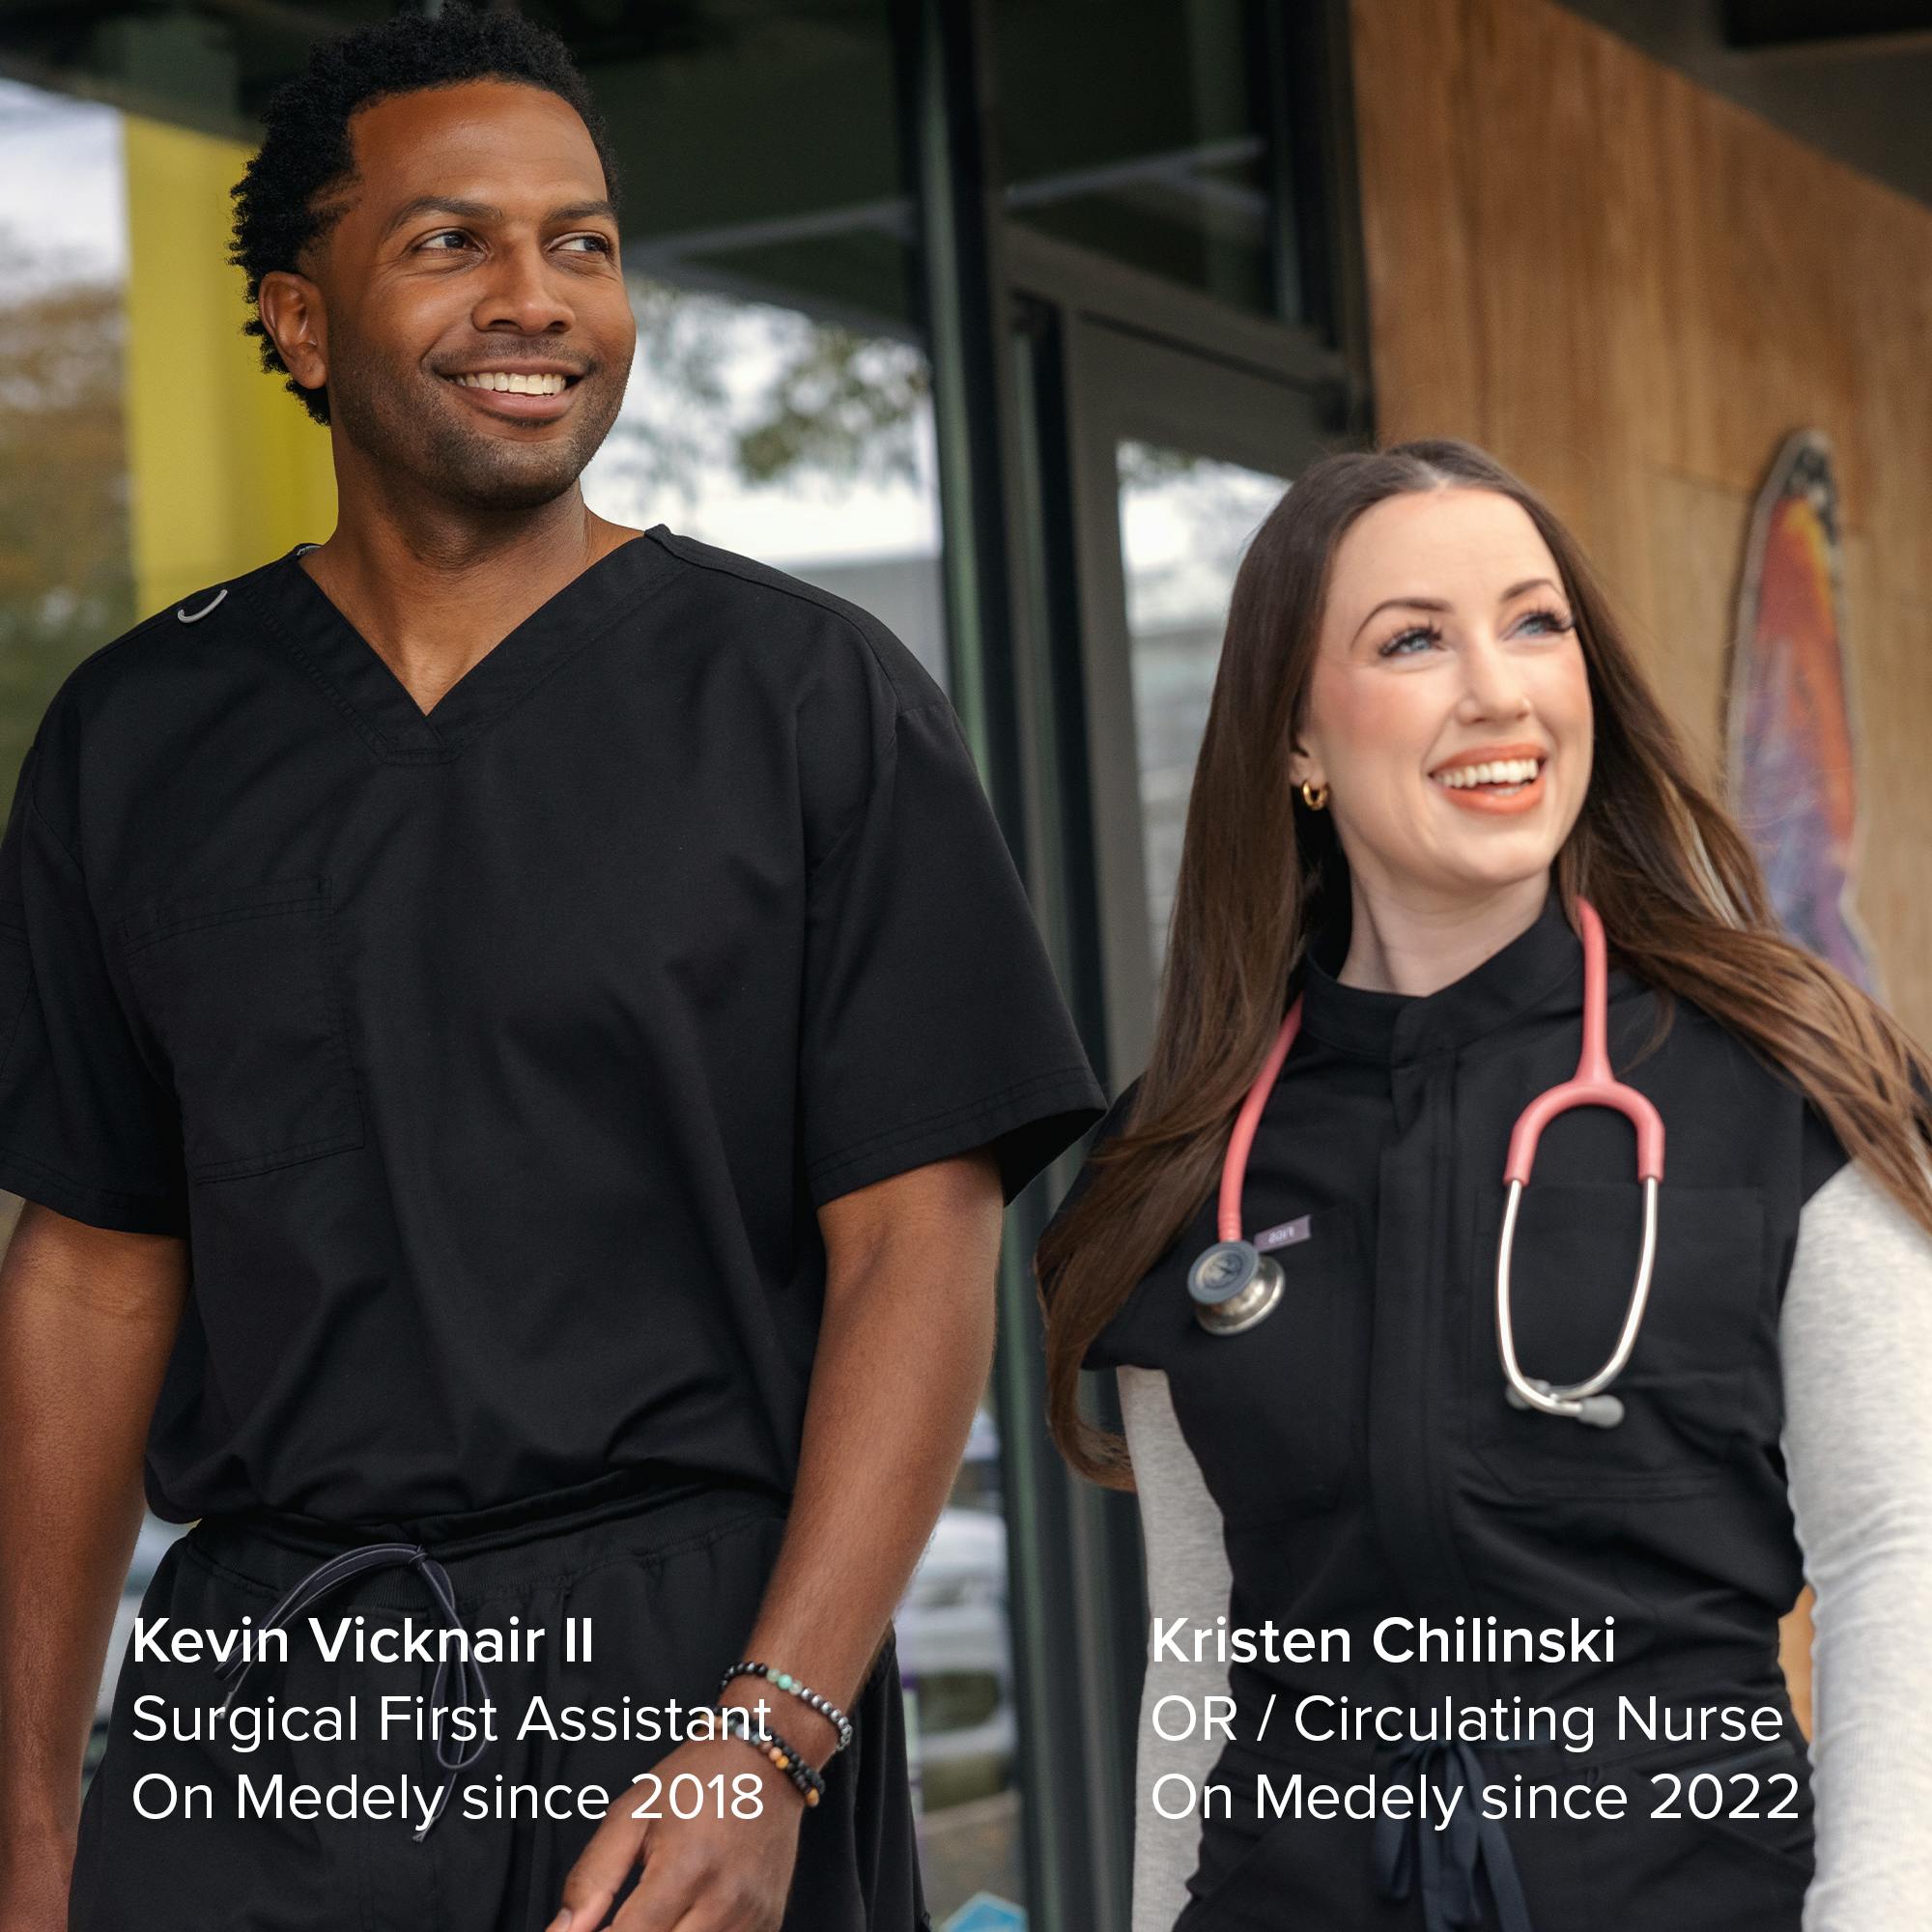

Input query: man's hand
[549,1731,807,1932]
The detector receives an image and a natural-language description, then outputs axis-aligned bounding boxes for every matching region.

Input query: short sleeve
[1081,1266,1169,1373]
[1032,1078,1154,1372]
[1801,1097,1852,1206]
[0,739,188,1235]
[799,694,1104,1208]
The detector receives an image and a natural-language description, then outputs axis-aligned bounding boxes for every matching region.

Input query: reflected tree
[0,244,134,819]
[598,275,929,510]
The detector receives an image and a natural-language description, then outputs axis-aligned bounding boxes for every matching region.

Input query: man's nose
[473,242,575,335]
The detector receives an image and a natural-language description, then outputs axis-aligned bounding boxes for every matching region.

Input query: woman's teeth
[1433,757,1542,791]
[451,372,569,395]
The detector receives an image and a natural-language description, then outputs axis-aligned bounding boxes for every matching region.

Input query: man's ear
[256,270,328,394]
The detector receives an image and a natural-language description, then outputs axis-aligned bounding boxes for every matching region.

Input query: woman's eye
[1516,607,1575,638]
[1378,625,1441,659]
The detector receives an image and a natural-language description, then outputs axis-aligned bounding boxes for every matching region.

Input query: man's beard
[328,350,623,513]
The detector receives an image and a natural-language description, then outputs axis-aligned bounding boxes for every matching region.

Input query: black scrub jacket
[1048,886,1848,1929]
[0,529,1106,1524]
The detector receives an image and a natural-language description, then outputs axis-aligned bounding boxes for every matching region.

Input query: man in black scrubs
[0,13,1102,1931]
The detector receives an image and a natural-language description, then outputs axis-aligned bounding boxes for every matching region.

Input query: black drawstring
[213,1542,493,1839]
[1371,1737,1536,1932]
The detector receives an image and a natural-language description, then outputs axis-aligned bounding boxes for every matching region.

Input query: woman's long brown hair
[1037,438,1932,1491]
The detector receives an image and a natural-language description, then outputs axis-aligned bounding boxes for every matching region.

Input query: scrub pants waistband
[185,1462,791,1607]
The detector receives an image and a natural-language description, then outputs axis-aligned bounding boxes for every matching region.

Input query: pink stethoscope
[1186,895,1663,1429]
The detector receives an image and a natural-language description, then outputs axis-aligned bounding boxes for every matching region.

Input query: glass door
[1062,319,1332,1084]
[990,292,1342,1931]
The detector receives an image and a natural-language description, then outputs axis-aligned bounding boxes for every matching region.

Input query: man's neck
[294,488,639,707]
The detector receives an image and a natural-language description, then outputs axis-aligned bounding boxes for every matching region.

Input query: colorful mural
[1726,430,1880,992]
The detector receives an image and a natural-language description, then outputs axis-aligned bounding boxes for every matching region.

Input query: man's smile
[439,361,585,420]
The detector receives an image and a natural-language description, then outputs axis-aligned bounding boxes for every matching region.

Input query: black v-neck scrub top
[1045,887,1849,1919]
[0,528,1105,1525]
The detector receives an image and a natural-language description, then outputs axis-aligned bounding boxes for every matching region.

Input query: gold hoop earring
[1299,779,1329,810]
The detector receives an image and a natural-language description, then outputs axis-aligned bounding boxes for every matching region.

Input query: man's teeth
[451,372,569,395]
[1434,757,1542,789]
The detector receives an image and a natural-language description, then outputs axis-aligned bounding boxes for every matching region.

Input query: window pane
[996,0,1277,315]
[1118,440,1290,983]
[0,78,136,820]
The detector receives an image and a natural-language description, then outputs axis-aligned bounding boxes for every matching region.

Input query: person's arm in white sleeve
[1118,1364,1234,1932]
[1779,1158,1932,1931]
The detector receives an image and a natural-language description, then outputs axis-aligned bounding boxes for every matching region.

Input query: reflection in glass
[0,78,134,821]
[996,0,1277,313]
[1118,441,1290,986]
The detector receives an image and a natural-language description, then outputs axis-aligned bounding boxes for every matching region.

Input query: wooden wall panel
[1351,0,1932,1042]
[1350,0,1932,1741]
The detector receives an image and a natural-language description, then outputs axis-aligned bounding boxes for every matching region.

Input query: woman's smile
[1429,740,1550,815]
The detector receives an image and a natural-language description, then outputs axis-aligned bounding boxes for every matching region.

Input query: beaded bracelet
[712,1706,825,1808]
[719,1660,854,1754]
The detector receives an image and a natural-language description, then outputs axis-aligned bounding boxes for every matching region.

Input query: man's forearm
[0,1208,185,1849]
[720,1159,1004,1768]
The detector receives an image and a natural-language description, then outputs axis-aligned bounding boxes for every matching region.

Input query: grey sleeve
[1778,1159,1932,1931]
[1118,1365,1233,1932]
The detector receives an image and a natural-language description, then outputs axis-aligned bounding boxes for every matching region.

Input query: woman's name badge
[1255,1215,1312,1253]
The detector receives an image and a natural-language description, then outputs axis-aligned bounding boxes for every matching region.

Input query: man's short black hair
[228,5,621,426]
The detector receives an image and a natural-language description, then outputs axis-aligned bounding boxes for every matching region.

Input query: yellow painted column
[121,113,335,617]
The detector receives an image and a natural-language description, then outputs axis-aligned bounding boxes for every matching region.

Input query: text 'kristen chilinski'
[132,1615,593,1666]
[1150,1614,1617,1667]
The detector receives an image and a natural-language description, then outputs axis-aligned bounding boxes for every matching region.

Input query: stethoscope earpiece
[1188,1240,1285,1335]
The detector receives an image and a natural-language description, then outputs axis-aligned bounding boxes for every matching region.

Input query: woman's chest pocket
[1158,1207,1365,1526]
[119,877,365,1183]
[1466,1179,1770,1500]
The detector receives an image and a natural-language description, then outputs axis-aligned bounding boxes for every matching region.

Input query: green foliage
[734,324,929,487]
[0,253,136,822]
[599,277,930,509]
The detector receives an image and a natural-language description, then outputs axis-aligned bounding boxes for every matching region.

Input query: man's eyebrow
[379,195,620,241]
[1348,577,1564,645]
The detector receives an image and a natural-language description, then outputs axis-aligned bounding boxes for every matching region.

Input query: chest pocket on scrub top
[1466,1179,1769,1500]
[120,877,365,1183]
[1161,1205,1362,1525]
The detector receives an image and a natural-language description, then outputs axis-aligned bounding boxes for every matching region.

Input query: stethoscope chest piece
[1188,1239,1284,1335]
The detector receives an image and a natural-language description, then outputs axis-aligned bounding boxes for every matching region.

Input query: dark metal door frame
[899,6,1369,1928]
[1051,310,1338,1082]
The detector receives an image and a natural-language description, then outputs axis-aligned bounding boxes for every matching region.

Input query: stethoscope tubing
[1192,894,1665,1429]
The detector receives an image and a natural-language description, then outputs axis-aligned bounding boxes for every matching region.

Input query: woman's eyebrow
[1348,577,1564,646]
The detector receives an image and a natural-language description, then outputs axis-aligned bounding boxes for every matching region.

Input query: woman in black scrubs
[1037,440,1932,1931]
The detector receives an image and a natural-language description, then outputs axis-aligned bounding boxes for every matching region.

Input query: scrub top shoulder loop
[178,539,322,623]
[175,585,228,624]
